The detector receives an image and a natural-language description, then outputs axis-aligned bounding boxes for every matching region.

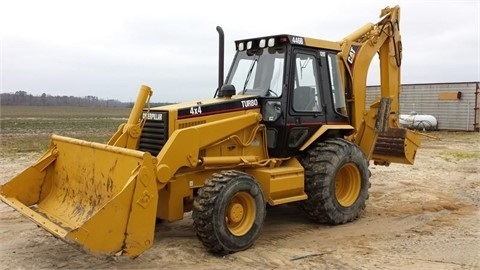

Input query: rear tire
[193,170,266,254]
[299,138,370,224]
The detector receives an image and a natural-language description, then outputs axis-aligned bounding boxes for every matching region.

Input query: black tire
[192,170,266,254]
[298,138,370,224]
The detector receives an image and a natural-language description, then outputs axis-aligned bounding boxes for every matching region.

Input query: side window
[327,53,347,115]
[293,53,321,112]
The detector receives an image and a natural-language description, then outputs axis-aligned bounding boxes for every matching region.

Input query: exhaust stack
[216,26,225,97]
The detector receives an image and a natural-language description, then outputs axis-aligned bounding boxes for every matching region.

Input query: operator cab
[224,35,350,157]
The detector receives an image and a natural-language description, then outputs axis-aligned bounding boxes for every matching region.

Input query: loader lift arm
[107,85,153,148]
[105,83,265,188]
[154,111,263,187]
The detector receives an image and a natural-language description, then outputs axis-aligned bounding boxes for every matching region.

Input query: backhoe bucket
[0,135,158,258]
[372,128,421,165]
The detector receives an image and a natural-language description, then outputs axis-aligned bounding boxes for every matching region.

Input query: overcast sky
[1,0,479,102]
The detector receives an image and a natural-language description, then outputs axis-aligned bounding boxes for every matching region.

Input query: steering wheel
[266,89,278,97]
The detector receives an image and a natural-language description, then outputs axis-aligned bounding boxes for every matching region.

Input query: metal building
[367,82,480,132]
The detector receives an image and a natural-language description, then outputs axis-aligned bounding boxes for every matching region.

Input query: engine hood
[149,94,262,119]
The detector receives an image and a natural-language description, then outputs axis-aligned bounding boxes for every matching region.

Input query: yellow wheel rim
[226,192,256,236]
[335,163,361,207]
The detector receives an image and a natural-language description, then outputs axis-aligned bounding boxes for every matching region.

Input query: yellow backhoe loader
[1,5,420,258]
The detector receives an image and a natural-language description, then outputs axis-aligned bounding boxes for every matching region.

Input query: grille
[179,120,206,129]
[138,112,168,156]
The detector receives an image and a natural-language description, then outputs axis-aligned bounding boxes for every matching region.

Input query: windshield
[226,47,285,97]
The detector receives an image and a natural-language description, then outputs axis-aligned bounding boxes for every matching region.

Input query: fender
[300,124,354,151]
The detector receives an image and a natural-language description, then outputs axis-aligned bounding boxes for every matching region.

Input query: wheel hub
[335,163,361,207]
[225,192,256,236]
[228,203,244,223]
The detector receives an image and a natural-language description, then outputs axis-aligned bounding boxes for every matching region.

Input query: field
[0,106,479,269]
[0,106,131,155]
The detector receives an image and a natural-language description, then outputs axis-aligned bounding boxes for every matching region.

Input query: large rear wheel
[193,170,266,254]
[299,138,370,224]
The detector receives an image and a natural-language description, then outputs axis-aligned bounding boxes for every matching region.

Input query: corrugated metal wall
[366,82,479,131]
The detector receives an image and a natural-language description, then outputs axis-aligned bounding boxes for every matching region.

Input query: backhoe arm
[338,6,420,164]
[340,5,401,134]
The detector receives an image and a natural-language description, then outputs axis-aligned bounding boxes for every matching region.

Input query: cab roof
[235,34,341,52]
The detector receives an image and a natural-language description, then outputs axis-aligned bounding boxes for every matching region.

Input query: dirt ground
[0,132,479,269]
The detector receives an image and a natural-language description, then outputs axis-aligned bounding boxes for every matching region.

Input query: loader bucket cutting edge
[0,134,158,258]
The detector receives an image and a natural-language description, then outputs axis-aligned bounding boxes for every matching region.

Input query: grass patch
[441,150,480,162]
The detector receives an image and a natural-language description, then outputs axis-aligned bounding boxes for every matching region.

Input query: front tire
[193,170,266,254]
[299,138,370,224]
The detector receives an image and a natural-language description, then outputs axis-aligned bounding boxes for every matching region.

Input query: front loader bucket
[372,127,421,165]
[0,135,158,258]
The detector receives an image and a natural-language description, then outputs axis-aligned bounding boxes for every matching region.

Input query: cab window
[327,53,347,115]
[292,53,321,112]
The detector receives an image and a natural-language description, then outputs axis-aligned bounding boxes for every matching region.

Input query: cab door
[284,49,327,155]
[264,48,328,157]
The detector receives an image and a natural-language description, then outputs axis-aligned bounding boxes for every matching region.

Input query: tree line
[0,91,173,107]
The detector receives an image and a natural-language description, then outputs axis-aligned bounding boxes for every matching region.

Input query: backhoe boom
[338,5,420,164]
